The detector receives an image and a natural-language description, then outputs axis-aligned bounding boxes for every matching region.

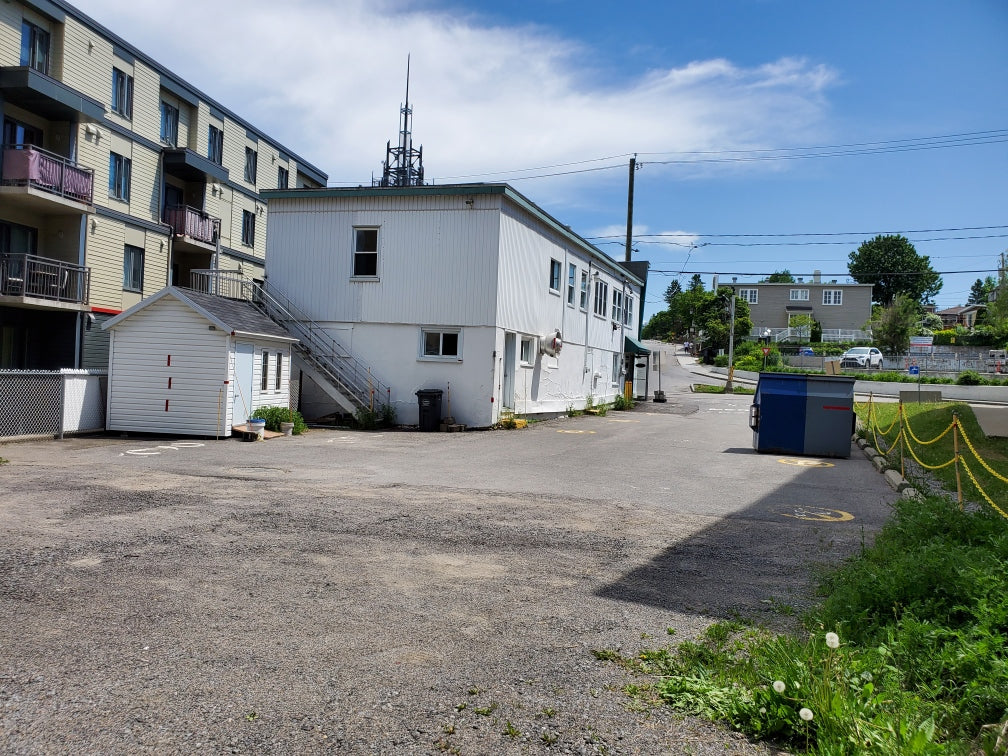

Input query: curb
[858,435,923,500]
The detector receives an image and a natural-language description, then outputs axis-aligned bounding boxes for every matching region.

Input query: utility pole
[725,283,737,394]
[624,154,636,262]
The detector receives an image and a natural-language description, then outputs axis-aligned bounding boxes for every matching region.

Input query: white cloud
[75,0,838,196]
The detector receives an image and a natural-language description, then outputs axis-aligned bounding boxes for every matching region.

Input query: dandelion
[799,708,814,722]
[825,632,840,649]
[759,707,766,715]
[793,682,801,690]
[772,680,786,693]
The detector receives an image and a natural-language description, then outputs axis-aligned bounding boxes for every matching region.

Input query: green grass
[692,383,756,395]
[857,401,1008,508]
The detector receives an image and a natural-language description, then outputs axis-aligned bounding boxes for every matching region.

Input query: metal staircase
[189,270,389,414]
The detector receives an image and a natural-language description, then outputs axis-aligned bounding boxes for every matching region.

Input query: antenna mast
[376,55,425,187]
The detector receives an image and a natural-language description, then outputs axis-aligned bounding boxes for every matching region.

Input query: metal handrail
[1,143,94,205]
[0,252,89,304]
[163,205,220,245]
[188,270,389,410]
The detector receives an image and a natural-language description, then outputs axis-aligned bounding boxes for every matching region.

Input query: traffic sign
[908,366,920,376]
[761,347,770,356]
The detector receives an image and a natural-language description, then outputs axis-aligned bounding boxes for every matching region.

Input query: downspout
[583,261,592,382]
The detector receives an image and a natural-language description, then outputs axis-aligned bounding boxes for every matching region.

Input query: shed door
[233,342,254,421]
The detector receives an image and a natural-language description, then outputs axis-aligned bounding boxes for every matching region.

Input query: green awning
[624,335,651,356]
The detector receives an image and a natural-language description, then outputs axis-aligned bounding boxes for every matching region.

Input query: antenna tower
[376,56,424,187]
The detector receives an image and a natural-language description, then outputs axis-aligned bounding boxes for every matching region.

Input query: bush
[713,354,729,367]
[251,406,307,434]
[956,370,983,385]
[612,393,633,411]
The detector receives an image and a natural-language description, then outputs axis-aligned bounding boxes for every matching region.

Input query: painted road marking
[706,407,749,412]
[781,507,854,522]
[557,429,597,434]
[606,419,640,423]
[123,442,206,457]
[778,458,835,468]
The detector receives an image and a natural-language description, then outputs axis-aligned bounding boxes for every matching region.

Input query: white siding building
[262,183,647,428]
[103,286,296,436]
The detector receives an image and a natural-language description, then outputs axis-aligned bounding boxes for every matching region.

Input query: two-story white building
[262,183,647,428]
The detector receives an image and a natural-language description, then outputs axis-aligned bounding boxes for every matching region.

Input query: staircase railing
[189,270,389,411]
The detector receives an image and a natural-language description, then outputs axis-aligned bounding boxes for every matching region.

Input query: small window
[789,288,809,301]
[277,165,289,189]
[580,271,588,310]
[20,20,50,75]
[623,295,634,327]
[738,288,758,304]
[244,146,258,184]
[122,244,144,292]
[275,352,283,390]
[520,337,534,365]
[159,101,179,146]
[421,329,461,360]
[112,68,133,119]
[261,351,269,391]
[567,263,576,306]
[823,289,843,305]
[611,289,623,322]
[548,259,561,292]
[109,152,131,201]
[208,125,223,165]
[241,210,255,247]
[353,227,378,277]
[612,353,621,385]
[593,279,608,317]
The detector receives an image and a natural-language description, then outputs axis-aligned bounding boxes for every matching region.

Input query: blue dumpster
[749,372,856,458]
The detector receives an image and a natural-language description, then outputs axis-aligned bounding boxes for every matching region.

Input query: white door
[502,333,516,410]
[233,342,254,421]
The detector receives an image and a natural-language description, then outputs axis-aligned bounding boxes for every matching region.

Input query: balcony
[164,205,220,249]
[0,253,90,310]
[1,144,94,209]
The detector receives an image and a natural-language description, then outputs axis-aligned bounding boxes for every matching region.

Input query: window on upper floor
[0,220,38,255]
[241,210,255,247]
[108,152,131,202]
[159,101,179,146]
[112,68,133,119]
[548,259,561,292]
[3,117,42,148]
[421,328,461,360]
[823,289,843,305]
[208,125,223,165]
[567,263,576,306]
[593,279,608,317]
[580,271,588,310]
[789,288,809,301]
[244,147,257,184]
[611,289,623,322]
[20,20,49,75]
[353,227,379,277]
[738,288,758,304]
[277,165,289,189]
[123,244,144,292]
[623,295,634,327]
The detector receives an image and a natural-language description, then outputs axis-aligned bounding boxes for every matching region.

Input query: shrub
[956,370,983,385]
[612,393,633,411]
[251,406,307,434]
[713,354,729,367]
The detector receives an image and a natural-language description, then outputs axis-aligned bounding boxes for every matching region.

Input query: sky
[74,0,1008,323]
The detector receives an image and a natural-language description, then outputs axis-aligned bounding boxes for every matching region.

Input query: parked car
[840,346,883,369]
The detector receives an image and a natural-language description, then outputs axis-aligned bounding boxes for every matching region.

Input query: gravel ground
[0,360,893,754]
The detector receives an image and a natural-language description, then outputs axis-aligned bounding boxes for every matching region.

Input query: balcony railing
[163,205,220,246]
[0,144,94,205]
[0,253,90,305]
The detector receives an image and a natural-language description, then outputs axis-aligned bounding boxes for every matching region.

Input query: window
[20,20,49,74]
[123,244,144,292]
[421,329,460,360]
[623,295,634,327]
[738,288,758,304]
[580,271,588,310]
[244,146,258,184]
[548,259,561,292]
[353,227,378,277]
[112,68,133,119]
[3,117,42,148]
[789,288,809,301]
[241,210,255,247]
[261,351,269,391]
[567,263,576,306]
[108,152,131,201]
[823,289,843,305]
[275,352,283,390]
[208,125,223,165]
[593,279,608,316]
[0,220,38,255]
[612,353,621,385]
[520,337,534,365]
[159,101,179,146]
[277,166,289,188]
[611,289,624,322]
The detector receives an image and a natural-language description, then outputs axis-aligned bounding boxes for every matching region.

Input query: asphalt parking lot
[0,370,898,754]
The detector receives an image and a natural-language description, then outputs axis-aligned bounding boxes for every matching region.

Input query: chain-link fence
[0,370,106,440]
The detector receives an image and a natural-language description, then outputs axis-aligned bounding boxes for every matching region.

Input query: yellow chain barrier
[957,424,1008,485]
[960,458,1008,520]
[902,412,956,446]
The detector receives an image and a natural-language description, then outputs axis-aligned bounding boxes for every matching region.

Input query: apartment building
[0,0,326,370]
[736,272,874,336]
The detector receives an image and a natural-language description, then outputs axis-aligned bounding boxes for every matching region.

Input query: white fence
[753,327,872,343]
[0,370,106,440]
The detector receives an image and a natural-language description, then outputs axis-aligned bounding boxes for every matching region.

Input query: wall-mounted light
[90,218,98,233]
[88,39,94,52]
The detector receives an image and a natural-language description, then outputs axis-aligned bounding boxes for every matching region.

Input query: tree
[663,280,682,307]
[919,312,943,334]
[694,287,752,355]
[641,310,675,340]
[848,234,942,306]
[871,295,919,354]
[687,273,704,292]
[968,275,997,305]
[764,270,795,283]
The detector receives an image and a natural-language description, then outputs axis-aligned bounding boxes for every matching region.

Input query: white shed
[103,286,297,437]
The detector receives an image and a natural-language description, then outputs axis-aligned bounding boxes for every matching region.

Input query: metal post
[725,292,736,393]
[953,413,963,509]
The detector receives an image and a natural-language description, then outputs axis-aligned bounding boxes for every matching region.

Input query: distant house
[936,305,985,329]
[736,272,873,339]
[261,183,648,428]
[103,287,296,436]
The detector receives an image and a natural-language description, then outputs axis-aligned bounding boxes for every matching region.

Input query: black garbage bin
[415,389,443,432]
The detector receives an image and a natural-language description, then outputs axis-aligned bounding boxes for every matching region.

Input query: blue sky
[77,0,1008,322]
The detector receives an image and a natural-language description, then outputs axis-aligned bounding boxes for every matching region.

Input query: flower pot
[280,421,294,436]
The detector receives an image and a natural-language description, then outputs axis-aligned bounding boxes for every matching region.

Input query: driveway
[0,355,896,754]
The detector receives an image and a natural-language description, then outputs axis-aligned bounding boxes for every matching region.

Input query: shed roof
[103,286,297,343]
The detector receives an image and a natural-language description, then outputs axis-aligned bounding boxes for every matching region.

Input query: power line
[649,267,1000,277]
[588,224,1008,240]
